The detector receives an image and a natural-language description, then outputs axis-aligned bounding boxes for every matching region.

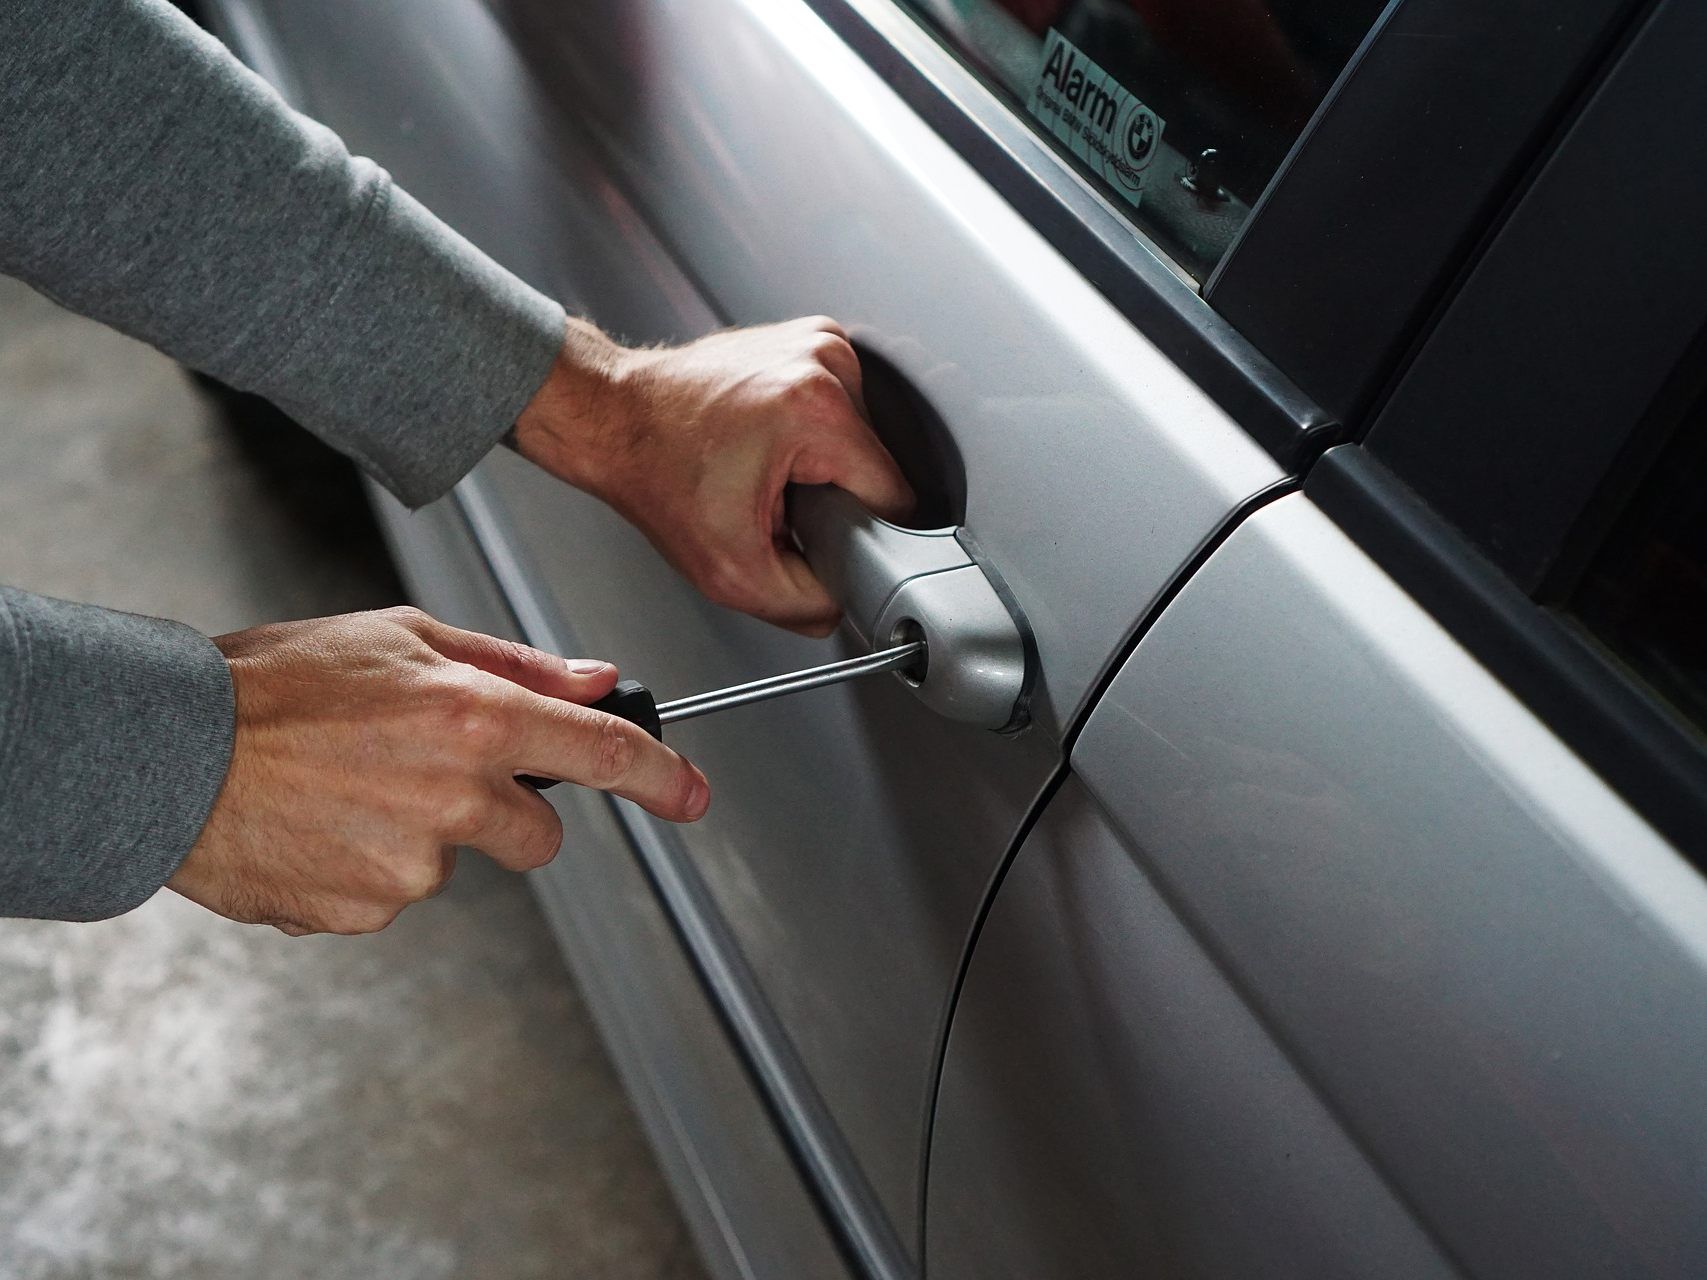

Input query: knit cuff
[0,589,235,921]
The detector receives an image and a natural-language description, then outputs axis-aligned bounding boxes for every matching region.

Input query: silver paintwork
[527,788,858,1280]
[491,0,1285,734]
[194,2,1704,1276]
[792,485,1030,731]
[487,3,1286,1226]
[453,469,912,1280]
[928,775,1456,1279]
[472,450,1056,1251]
[380,480,860,1280]
[209,0,1045,1232]
[1029,493,1707,1276]
[216,0,1281,1245]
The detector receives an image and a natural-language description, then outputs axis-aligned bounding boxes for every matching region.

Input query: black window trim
[1321,0,1707,861]
[1207,0,1648,432]
[1310,445,1707,864]
[798,0,1643,469]
[1361,0,1707,599]
[797,0,1337,470]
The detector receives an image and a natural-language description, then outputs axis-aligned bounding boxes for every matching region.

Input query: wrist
[512,318,646,494]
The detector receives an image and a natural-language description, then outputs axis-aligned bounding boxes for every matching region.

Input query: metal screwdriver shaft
[523,641,928,788]
[655,640,925,725]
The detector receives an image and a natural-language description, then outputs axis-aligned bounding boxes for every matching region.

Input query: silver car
[196,0,1707,1274]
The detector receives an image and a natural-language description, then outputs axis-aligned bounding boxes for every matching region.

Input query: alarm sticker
[1028,30,1164,210]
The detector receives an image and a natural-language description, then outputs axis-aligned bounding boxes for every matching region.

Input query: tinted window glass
[904,0,1389,279]
[1571,391,1707,735]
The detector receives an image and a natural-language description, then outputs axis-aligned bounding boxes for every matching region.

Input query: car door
[198,0,1654,1273]
[206,0,1294,1262]
[928,2,1707,1274]
[411,2,1289,1261]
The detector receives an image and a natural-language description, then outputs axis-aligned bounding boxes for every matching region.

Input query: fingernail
[686,778,710,820]
[570,660,611,675]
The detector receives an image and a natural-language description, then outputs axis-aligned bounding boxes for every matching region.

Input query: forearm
[511,317,635,489]
[0,0,566,506]
[0,589,234,921]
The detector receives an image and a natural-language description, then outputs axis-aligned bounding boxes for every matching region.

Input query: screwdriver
[521,639,926,789]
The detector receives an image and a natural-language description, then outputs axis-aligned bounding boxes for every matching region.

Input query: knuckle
[456,710,506,757]
[383,604,432,632]
[786,366,843,411]
[437,786,491,844]
[697,559,750,612]
[308,900,392,935]
[431,674,483,716]
[810,332,850,361]
[389,853,450,902]
[494,636,542,677]
[437,689,506,756]
[340,905,399,936]
[591,714,639,787]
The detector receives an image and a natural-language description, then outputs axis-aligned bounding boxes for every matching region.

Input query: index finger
[797,418,916,525]
[740,540,842,637]
[504,686,711,823]
[399,611,622,704]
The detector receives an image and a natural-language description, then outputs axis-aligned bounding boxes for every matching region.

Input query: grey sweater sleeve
[0,589,234,921]
[0,0,567,506]
[0,0,570,919]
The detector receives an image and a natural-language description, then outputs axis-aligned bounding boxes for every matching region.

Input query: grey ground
[0,276,707,1280]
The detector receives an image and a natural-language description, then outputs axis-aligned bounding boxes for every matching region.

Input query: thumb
[404,614,622,704]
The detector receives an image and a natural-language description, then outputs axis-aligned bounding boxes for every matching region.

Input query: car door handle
[790,484,1032,731]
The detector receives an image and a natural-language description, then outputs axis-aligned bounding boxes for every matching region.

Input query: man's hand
[168,607,708,936]
[513,316,914,636]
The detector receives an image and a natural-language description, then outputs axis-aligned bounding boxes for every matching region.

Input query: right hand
[168,606,708,936]
[513,315,914,636]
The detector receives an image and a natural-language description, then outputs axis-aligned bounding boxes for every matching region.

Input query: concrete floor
[0,276,707,1280]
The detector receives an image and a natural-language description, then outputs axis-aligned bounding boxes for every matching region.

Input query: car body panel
[945,491,1707,1277]
[365,489,852,1280]
[486,0,1287,734]
[211,0,1289,1251]
[197,1,1707,1276]
[927,774,1457,1279]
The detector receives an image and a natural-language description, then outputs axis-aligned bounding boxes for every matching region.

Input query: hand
[169,606,708,936]
[513,315,914,636]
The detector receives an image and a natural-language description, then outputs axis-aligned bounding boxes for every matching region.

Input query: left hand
[170,607,709,936]
[513,315,914,636]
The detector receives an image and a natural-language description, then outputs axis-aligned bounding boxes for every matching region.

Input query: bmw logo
[1125,110,1157,165]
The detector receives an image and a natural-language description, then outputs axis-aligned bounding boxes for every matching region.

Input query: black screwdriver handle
[519,679,662,790]
[593,679,664,740]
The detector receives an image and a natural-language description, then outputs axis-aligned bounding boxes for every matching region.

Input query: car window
[902,0,1390,280]
[1569,385,1707,736]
